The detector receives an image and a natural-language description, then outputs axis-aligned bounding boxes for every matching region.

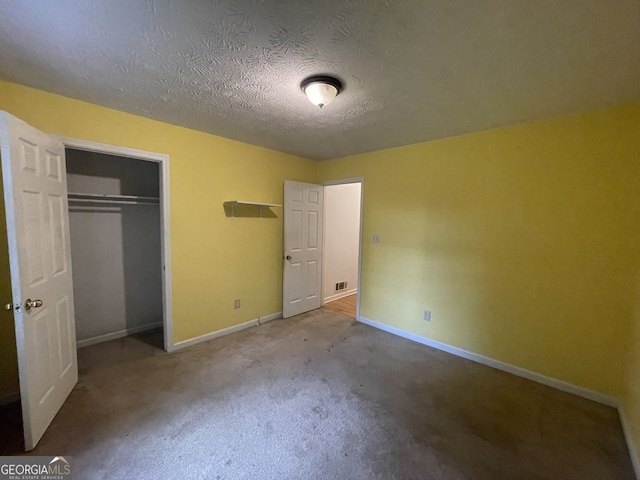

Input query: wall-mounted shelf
[224,200,281,218]
[68,192,160,205]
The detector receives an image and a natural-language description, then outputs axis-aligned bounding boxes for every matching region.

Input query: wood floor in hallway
[323,294,357,317]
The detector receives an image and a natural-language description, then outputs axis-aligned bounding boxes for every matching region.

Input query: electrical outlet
[234,299,241,309]
[372,234,380,243]
[424,310,431,321]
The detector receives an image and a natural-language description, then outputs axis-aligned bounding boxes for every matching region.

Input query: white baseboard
[358,316,618,408]
[0,392,20,406]
[172,312,282,351]
[619,406,640,478]
[324,288,358,304]
[255,311,281,326]
[77,321,163,349]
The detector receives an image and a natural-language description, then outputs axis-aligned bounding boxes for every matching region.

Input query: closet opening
[65,146,170,356]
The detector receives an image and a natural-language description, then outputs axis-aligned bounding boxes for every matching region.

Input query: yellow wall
[0,80,316,352]
[319,101,640,399]
[1,78,639,470]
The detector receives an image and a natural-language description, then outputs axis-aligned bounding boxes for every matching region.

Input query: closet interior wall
[66,149,163,347]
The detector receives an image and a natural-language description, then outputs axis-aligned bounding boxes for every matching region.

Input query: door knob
[24,299,43,311]
[286,255,292,260]
[2,303,13,311]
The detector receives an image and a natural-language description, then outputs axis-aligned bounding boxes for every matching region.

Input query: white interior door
[283,181,323,318]
[0,111,77,450]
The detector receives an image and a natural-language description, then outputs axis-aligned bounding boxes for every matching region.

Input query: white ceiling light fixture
[301,75,343,108]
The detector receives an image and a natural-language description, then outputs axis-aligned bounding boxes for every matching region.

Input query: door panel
[19,139,38,174]
[308,211,318,249]
[306,260,318,299]
[56,297,73,375]
[45,150,62,181]
[283,181,323,318]
[0,111,78,450]
[290,210,302,252]
[289,262,301,303]
[23,191,47,286]
[49,194,67,276]
[31,309,54,402]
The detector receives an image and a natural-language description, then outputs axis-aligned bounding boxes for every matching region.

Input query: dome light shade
[301,76,343,108]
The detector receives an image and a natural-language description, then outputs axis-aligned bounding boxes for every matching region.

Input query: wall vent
[335,281,348,292]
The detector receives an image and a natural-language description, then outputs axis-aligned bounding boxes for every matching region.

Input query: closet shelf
[68,193,160,205]
[224,201,281,208]
[224,200,281,218]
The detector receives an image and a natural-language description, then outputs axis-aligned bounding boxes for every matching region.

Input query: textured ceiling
[0,0,639,161]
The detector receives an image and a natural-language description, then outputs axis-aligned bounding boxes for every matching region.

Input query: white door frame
[321,177,364,321]
[54,136,175,352]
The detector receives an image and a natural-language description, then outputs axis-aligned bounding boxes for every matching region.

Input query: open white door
[0,112,77,450]
[283,181,323,318]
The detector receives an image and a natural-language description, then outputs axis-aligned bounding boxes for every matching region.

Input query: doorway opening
[282,178,363,320]
[321,180,363,319]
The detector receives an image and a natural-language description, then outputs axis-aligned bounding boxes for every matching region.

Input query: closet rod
[68,198,159,206]
[68,192,159,202]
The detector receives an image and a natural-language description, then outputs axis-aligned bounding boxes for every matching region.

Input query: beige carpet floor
[9,309,636,479]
